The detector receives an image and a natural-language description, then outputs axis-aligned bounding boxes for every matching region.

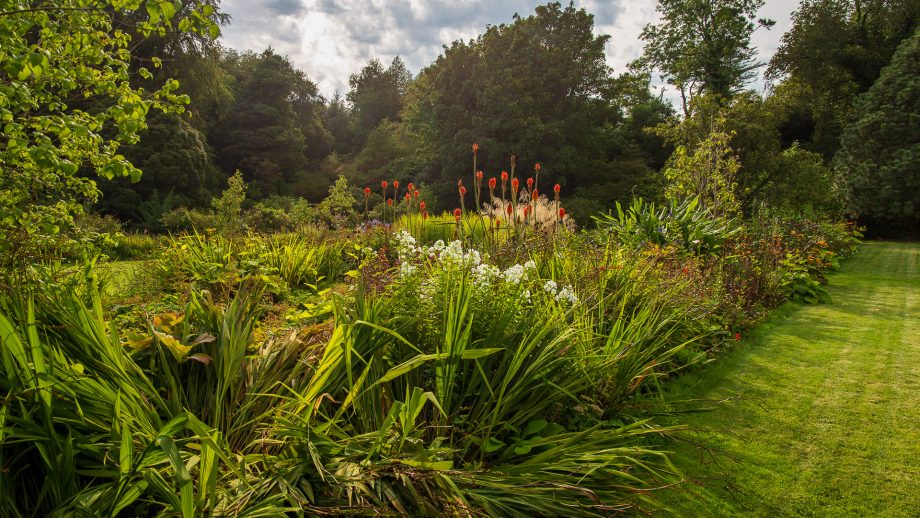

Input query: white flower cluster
[502,260,536,284]
[395,231,420,260]
[542,279,578,305]
[426,239,482,268]
[392,232,573,304]
[471,263,501,287]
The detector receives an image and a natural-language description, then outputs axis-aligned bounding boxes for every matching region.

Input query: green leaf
[482,437,506,453]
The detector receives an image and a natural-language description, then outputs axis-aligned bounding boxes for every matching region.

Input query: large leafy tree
[835,28,920,232]
[405,2,632,207]
[347,57,412,146]
[636,0,774,114]
[0,0,217,269]
[208,49,331,198]
[94,111,225,222]
[767,0,920,158]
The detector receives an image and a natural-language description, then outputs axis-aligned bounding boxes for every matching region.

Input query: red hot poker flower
[511,178,520,192]
[559,207,566,219]
[531,189,539,201]
[488,177,497,190]
[393,180,399,190]
[476,170,483,180]
[735,332,741,341]
[459,186,467,196]
[535,162,541,172]
[387,198,393,206]
[553,184,561,194]
[501,170,509,182]
[363,187,371,197]
[526,177,534,189]
[381,180,387,190]
[407,182,414,192]
[453,208,462,220]
[413,190,420,198]
[472,143,479,153]
[419,201,426,210]
[506,202,513,215]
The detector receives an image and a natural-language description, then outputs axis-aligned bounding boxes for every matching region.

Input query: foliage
[347,57,412,145]
[661,121,741,218]
[315,175,359,228]
[404,2,633,207]
[835,28,920,233]
[636,0,774,112]
[767,0,920,158]
[595,196,738,255]
[94,111,225,223]
[0,0,217,271]
[208,49,330,198]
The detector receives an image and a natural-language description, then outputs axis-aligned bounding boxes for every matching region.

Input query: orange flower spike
[526,177,534,190]
[413,190,420,198]
[511,177,520,193]
[363,187,371,197]
[459,186,467,196]
[506,202,513,215]
[488,177,497,190]
[559,207,566,219]
[381,180,387,190]
[419,201,426,211]
[472,143,479,153]
[534,163,541,172]
[553,184,561,195]
[393,180,399,190]
[501,170,508,182]
[476,170,483,181]
[453,208,462,220]
[407,182,414,192]
[387,198,393,206]
[531,189,539,201]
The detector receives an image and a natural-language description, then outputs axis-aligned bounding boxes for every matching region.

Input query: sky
[219,0,797,106]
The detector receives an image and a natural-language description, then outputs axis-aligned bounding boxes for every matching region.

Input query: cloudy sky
[219,0,797,105]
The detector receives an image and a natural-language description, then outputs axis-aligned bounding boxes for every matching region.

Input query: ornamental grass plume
[484,194,575,232]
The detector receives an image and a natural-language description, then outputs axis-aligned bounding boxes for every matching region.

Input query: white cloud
[220,0,797,106]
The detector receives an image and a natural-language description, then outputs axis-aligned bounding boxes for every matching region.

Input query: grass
[656,242,920,516]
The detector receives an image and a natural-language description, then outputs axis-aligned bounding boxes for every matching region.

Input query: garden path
[658,242,920,516]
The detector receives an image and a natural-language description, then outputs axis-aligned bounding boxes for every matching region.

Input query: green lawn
[657,242,920,516]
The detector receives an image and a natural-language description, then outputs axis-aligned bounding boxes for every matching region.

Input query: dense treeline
[72,0,920,235]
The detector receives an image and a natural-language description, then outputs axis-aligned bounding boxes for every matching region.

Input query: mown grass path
[658,242,920,516]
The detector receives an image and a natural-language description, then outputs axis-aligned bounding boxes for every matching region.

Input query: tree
[208,49,330,198]
[636,0,774,114]
[347,57,412,145]
[323,92,357,154]
[662,120,741,219]
[767,0,920,159]
[404,2,624,207]
[835,28,920,233]
[0,1,217,270]
[94,111,225,223]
